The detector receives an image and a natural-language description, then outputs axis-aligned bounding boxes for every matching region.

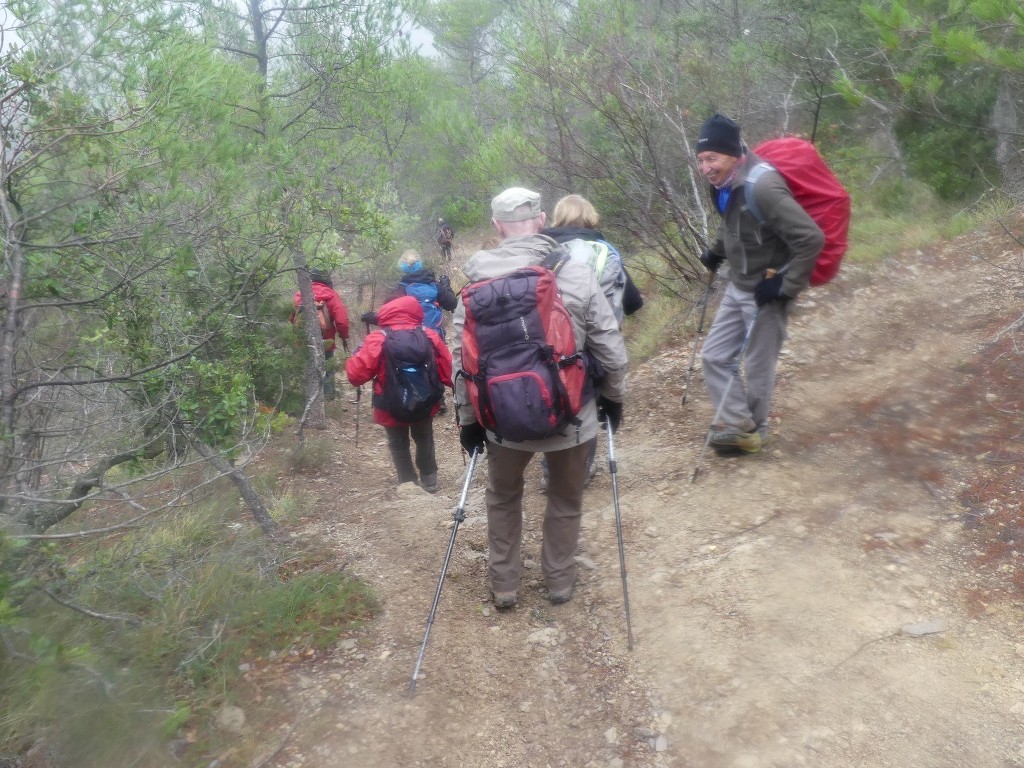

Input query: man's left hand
[754,273,791,307]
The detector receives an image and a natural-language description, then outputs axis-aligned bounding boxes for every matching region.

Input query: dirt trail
[258,219,1024,768]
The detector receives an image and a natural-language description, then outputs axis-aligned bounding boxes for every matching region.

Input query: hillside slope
[252,215,1024,768]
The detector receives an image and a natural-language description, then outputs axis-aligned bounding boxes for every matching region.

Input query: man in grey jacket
[453,187,628,609]
[696,113,824,455]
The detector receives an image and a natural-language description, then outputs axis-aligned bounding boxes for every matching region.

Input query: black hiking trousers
[384,420,437,485]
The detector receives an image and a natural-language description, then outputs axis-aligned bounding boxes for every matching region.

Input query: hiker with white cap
[451,187,628,609]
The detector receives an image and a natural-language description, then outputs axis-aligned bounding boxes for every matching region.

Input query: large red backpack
[745,137,851,286]
[459,252,587,443]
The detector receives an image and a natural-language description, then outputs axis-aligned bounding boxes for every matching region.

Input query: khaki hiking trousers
[485,441,589,595]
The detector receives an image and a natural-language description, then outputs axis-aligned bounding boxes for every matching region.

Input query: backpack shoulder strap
[590,241,611,277]
[744,162,774,226]
[540,245,571,274]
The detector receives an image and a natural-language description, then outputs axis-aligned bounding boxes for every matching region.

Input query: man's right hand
[360,310,378,326]
[596,396,623,432]
[699,250,725,274]
[459,422,488,455]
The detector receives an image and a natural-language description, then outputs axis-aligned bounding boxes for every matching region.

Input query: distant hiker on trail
[539,193,643,490]
[345,295,453,494]
[361,250,457,342]
[453,186,628,609]
[436,218,454,261]
[695,113,824,455]
[290,269,350,401]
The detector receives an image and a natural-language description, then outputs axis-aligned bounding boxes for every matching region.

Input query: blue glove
[699,250,725,274]
[754,273,791,307]
[459,423,487,455]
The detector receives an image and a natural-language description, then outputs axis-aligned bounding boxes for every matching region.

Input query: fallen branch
[39,587,143,627]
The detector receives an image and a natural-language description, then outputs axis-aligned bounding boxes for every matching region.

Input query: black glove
[438,274,451,289]
[360,310,378,326]
[699,250,725,274]
[596,396,623,432]
[753,273,791,307]
[459,422,488,455]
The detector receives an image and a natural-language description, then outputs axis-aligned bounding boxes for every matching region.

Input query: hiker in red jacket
[345,295,453,493]
[290,270,350,400]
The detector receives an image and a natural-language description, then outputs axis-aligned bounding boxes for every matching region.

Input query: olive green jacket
[708,152,825,299]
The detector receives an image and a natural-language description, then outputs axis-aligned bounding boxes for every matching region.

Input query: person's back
[291,270,350,400]
[291,272,350,351]
[541,194,642,328]
[345,295,453,492]
[453,186,627,609]
[436,218,454,260]
[393,250,456,340]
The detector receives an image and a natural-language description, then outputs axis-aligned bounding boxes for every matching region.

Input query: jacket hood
[309,282,337,301]
[377,295,424,326]
[463,234,559,282]
[540,226,604,244]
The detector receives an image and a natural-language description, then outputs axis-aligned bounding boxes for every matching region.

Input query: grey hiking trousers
[485,441,589,595]
[701,281,788,436]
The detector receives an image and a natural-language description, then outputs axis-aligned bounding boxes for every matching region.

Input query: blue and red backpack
[458,252,587,443]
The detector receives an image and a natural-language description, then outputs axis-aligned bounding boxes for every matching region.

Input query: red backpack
[459,252,587,443]
[745,137,851,286]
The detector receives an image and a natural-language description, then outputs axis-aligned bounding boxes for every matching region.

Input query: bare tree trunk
[992,73,1024,199]
[292,250,328,432]
[0,174,27,520]
[190,439,277,535]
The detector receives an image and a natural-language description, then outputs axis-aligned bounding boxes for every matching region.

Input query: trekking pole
[353,319,371,448]
[354,386,361,447]
[409,449,481,695]
[605,423,635,651]
[691,305,760,484]
[681,271,717,406]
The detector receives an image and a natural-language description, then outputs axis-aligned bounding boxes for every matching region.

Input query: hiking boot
[420,473,438,494]
[492,591,517,609]
[547,583,574,605]
[708,429,762,456]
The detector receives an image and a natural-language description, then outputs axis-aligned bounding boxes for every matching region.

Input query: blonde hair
[552,194,600,229]
[400,249,420,266]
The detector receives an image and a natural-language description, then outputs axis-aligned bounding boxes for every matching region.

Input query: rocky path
[254,217,1024,768]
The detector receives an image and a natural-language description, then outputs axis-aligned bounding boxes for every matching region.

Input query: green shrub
[0,491,376,767]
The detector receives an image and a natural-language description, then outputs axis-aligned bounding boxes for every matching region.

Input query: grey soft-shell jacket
[453,233,628,453]
[708,152,825,299]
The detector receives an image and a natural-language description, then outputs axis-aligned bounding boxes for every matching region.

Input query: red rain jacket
[344,296,453,427]
[291,281,350,354]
